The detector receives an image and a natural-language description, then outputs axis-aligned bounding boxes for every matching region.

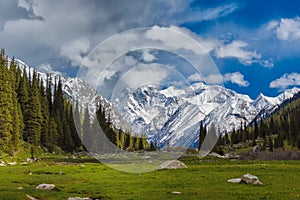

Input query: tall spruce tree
[25,70,42,146]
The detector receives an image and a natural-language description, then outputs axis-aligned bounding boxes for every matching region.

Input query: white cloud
[0,0,239,69]
[37,63,61,75]
[188,73,204,82]
[142,50,157,62]
[188,71,249,87]
[269,73,300,90]
[266,20,278,31]
[215,40,262,65]
[60,37,90,67]
[223,71,249,87]
[267,17,300,41]
[205,74,224,85]
[187,73,223,85]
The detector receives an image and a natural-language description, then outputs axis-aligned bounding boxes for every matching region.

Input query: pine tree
[69,104,82,150]
[39,78,50,148]
[269,137,274,152]
[198,121,206,150]
[24,70,42,146]
[0,51,14,153]
[9,58,24,151]
[82,106,91,150]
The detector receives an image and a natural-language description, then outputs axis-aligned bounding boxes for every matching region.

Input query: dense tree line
[216,92,300,151]
[91,104,151,151]
[0,49,151,156]
[0,49,82,155]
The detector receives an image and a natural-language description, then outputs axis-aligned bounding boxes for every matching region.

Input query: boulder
[157,160,187,170]
[228,174,263,185]
[227,178,241,183]
[241,174,263,185]
[36,183,56,190]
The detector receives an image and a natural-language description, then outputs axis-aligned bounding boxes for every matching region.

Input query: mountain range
[14,59,300,148]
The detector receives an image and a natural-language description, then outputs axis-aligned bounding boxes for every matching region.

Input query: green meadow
[0,156,300,200]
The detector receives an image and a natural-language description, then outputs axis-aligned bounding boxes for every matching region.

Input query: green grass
[0,156,300,199]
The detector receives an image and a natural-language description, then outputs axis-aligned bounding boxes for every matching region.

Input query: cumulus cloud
[141,50,157,62]
[188,71,249,87]
[37,63,61,75]
[0,0,239,70]
[60,37,90,67]
[223,71,249,87]
[267,17,300,41]
[188,72,223,85]
[269,73,300,90]
[117,63,170,90]
[215,40,273,67]
[215,40,261,65]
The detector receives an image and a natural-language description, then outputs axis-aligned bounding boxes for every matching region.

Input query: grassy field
[0,156,300,200]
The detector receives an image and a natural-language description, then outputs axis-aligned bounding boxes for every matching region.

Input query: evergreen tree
[198,121,204,150]
[69,104,82,150]
[24,70,42,146]
[0,51,14,153]
[82,106,91,150]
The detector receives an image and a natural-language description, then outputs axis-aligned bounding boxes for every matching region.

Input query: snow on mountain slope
[11,58,300,148]
[113,83,300,148]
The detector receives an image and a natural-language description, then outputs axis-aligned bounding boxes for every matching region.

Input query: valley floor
[0,156,300,200]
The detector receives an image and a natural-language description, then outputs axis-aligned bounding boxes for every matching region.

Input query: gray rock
[227,178,241,183]
[68,197,92,200]
[157,160,187,170]
[228,174,263,185]
[241,174,263,185]
[36,183,56,190]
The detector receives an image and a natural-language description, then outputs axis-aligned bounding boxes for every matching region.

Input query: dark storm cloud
[0,0,42,29]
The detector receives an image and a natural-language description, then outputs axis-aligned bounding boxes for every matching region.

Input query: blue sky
[1,0,300,99]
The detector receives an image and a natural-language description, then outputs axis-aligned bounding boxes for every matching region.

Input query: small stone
[0,163,6,167]
[172,191,182,195]
[17,186,24,190]
[68,197,92,200]
[26,158,34,163]
[8,162,17,166]
[227,178,241,183]
[36,183,56,190]
[21,162,28,165]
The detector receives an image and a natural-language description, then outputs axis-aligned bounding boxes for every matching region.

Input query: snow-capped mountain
[113,82,300,148]
[12,58,300,148]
